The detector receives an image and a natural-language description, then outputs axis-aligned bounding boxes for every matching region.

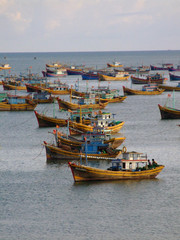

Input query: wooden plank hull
[34,111,67,127]
[57,98,108,110]
[158,104,180,119]
[58,135,126,149]
[0,102,37,111]
[158,84,180,91]
[96,96,127,103]
[34,111,91,128]
[99,74,129,81]
[131,76,164,84]
[123,86,164,95]
[70,121,124,135]
[69,163,165,182]
[44,143,121,163]
[3,83,26,91]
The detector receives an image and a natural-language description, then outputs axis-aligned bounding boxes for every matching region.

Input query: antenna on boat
[172,90,175,108]
[84,137,88,165]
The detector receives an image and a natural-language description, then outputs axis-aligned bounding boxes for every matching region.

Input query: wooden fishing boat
[81,71,99,80]
[42,69,67,77]
[44,138,121,162]
[0,64,11,70]
[107,62,123,68]
[25,82,70,95]
[0,95,37,111]
[54,127,126,150]
[150,63,173,71]
[158,104,180,119]
[70,120,124,135]
[2,81,26,91]
[69,111,125,135]
[123,84,165,95]
[96,96,127,103]
[69,151,164,182]
[57,97,108,110]
[99,73,129,81]
[131,73,165,84]
[124,66,150,74]
[46,62,62,68]
[158,82,180,91]
[66,68,83,75]
[169,73,180,81]
[34,110,92,128]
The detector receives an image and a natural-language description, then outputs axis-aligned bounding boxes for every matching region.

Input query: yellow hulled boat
[57,98,108,110]
[69,151,164,182]
[44,142,121,163]
[123,85,165,95]
[99,74,129,81]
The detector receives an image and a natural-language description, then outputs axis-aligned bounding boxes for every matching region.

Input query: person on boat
[148,159,152,169]
[152,159,158,167]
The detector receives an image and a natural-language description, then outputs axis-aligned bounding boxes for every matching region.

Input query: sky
[0,0,179,52]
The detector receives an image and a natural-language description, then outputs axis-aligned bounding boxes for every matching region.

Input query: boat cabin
[110,151,148,171]
[7,96,26,104]
[91,112,114,128]
[81,139,108,154]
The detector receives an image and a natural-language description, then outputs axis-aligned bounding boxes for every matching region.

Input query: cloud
[0,0,32,32]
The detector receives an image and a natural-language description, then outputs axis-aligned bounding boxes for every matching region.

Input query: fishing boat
[0,63,11,70]
[25,82,70,95]
[69,111,125,135]
[68,150,164,182]
[169,73,180,81]
[99,73,129,81]
[91,86,127,103]
[158,93,180,119]
[158,82,180,91]
[2,81,26,91]
[28,91,55,104]
[42,68,67,77]
[34,108,92,128]
[107,62,123,68]
[44,129,121,162]
[57,93,108,110]
[150,63,173,71]
[123,84,165,95]
[0,95,37,111]
[46,62,62,68]
[131,73,165,84]
[54,127,126,150]
[158,104,180,119]
[124,66,150,74]
[81,71,99,80]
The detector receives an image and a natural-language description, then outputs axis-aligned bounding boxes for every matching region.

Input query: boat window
[123,162,126,169]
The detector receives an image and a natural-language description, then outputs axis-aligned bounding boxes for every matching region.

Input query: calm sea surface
[0,51,180,240]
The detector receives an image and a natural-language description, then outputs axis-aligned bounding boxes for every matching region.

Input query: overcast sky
[0,0,179,52]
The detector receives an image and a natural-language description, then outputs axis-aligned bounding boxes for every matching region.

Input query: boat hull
[57,98,108,110]
[99,74,129,81]
[44,143,120,163]
[158,84,180,91]
[158,104,180,119]
[169,73,180,81]
[123,86,164,95]
[0,102,37,111]
[58,135,126,149]
[131,76,164,84]
[69,121,124,135]
[69,163,165,182]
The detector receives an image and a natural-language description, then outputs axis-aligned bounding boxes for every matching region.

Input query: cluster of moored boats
[1,60,180,182]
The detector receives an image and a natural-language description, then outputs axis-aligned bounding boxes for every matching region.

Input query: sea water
[0,51,180,240]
